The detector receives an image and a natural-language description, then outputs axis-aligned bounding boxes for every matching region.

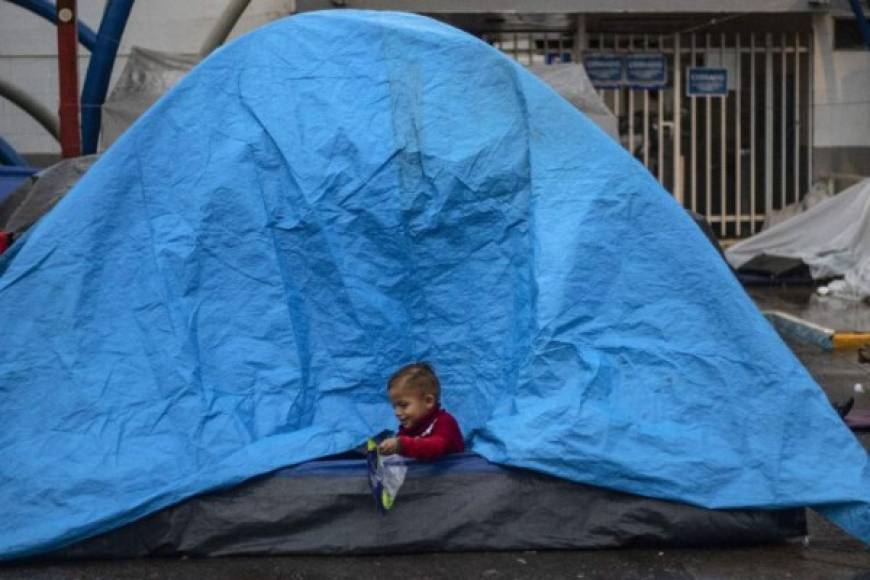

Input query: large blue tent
[0,10,867,558]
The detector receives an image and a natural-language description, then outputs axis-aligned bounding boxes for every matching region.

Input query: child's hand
[378,437,401,456]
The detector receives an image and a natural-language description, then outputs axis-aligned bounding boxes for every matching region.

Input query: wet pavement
[1,545,869,580]
[1,290,869,579]
[748,285,870,332]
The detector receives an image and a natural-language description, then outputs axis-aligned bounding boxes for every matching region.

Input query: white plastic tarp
[100,47,197,150]
[726,179,870,299]
[102,50,618,152]
[529,63,619,141]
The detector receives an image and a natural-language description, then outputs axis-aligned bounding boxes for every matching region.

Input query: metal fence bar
[735,33,742,237]
[628,36,635,157]
[528,32,534,65]
[614,34,621,126]
[628,88,635,156]
[659,64,665,184]
[706,34,713,226]
[569,29,810,239]
[779,32,788,209]
[598,32,606,102]
[719,33,727,237]
[644,34,650,168]
[765,33,774,219]
[750,34,757,233]
[807,31,813,196]
[690,34,697,213]
[794,31,800,204]
[673,33,682,205]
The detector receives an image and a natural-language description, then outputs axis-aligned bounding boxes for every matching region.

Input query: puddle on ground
[748,286,870,331]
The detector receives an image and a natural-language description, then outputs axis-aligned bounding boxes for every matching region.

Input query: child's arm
[398,414,464,461]
[398,433,452,460]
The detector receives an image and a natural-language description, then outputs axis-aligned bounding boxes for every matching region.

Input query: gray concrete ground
[1,287,869,580]
[748,285,870,332]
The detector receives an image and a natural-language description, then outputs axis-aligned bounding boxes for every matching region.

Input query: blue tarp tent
[0,11,867,558]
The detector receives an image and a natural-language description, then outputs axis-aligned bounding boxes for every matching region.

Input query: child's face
[389,384,436,430]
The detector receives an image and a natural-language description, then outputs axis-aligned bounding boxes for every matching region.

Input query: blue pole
[80,0,135,154]
[0,136,29,167]
[848,0,870,50]
[6,0,98,52]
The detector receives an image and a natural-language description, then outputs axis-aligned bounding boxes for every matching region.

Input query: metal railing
[487,30,814,239]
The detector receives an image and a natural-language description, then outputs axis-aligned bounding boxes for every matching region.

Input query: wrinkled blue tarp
[0,11,867,558]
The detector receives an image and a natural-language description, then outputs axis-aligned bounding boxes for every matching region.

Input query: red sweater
[398,407,464,461]
[0,232,11,255]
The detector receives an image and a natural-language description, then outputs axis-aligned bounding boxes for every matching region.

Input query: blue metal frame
[80,0,135,154]
[0,136,29,167]
[6,0,135,154]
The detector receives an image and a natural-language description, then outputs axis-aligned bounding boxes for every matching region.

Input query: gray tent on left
[0,155,98,239]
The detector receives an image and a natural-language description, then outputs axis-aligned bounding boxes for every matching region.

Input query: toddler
[378,362,464,460]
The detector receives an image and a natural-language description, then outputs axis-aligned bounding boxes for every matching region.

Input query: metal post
[572,14,587,64]
[0,77,59,140]
[735,33,742,237]
[794,31,801,202]
[644,34,651,169]
[658,36,665,184]
[528,32,534,66]
[720,33,727,238]
[673,33,682,205]
[628,35,635,157]
[56,0,80,158]
[614,34,621,131]
[598,32,607,112]
[690,34,697,213]
[706,34,712,225]
[80,0,136,154]
[751,34,757,233]
[765,33,774,219]
[781,33,787,208]
[807,31,814,197]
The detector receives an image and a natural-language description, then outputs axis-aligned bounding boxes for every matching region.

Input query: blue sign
[625,53,667,88]
[545,52,572,65]
[686,67,728,96]
[583,53,623,88]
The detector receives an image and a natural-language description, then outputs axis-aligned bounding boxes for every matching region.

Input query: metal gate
[486,31,813,239]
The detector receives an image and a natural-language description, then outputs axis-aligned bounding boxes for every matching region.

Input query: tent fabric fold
[0,10,867,559]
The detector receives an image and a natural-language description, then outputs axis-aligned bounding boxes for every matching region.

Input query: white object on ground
[529,64,620,142]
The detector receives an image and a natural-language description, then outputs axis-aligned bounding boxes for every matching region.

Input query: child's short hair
[388,362,441,401]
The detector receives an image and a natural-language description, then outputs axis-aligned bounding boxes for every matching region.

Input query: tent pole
[56,0,81,158]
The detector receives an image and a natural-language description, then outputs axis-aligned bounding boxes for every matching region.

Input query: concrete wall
[0,0,294,163]
[811,13,870,184]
